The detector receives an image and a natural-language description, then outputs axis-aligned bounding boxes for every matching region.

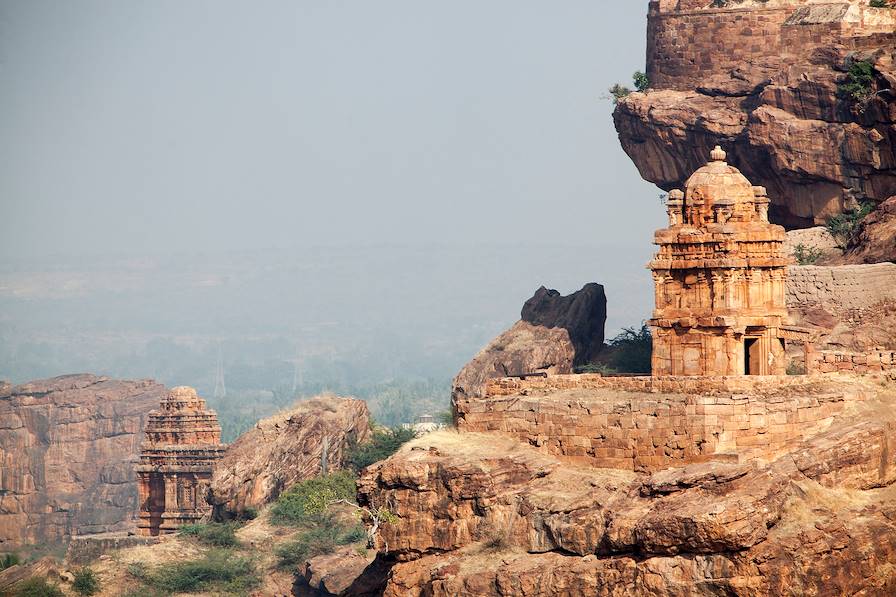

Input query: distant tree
[633,71,650,92]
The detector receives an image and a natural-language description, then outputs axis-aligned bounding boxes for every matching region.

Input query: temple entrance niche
[648,146,803,377]
[744,338,759,375]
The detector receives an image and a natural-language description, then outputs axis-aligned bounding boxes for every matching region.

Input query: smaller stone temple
[136,386,226,536]
[648,146,811,376]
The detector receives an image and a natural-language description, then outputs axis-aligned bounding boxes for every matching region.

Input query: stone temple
[648,146,810,376]
[136,386,226,536]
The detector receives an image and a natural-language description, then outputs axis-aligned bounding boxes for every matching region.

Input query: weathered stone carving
[136,386,226,536]
[648,146,811,375]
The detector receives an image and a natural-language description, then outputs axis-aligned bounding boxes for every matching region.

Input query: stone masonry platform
[455,373,879,472]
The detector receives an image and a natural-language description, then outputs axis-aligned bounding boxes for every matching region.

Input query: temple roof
[684,146,756,209]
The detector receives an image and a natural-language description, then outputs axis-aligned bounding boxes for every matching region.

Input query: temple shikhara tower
[136,386,226,536]
[649,146,807,376]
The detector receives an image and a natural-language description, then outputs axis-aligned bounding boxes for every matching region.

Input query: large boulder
[451,283,606,403]
[207,396,370,519]
[0,374,164,549]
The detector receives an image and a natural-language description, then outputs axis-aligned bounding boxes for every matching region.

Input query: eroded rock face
[207,396,370,519]
[358,377,896,595]
[451,283,606,402]
[0,374,164,549]
[615,0,896,232]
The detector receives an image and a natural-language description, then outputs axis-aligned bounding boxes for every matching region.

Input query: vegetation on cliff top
[827,200,875,249]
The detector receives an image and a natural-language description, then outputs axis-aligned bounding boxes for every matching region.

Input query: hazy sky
[0,1,663,260]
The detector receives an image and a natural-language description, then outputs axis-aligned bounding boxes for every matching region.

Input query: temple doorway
[744,338,761,375]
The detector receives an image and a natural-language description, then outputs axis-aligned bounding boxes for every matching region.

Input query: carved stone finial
[667,189,684,204]
[710,145,727,162]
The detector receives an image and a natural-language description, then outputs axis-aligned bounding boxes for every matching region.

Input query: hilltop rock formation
[0,374,164,549]
[614,0,896,232]
[358,375,896,596]
[451,283,606,402]
[207,396,371,519]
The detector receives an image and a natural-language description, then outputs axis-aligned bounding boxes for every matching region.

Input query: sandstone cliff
[451,283,606,402]
[358,374,896,596]
[614,0,896,234]
[207,396,371,519]
[0,374,164,550]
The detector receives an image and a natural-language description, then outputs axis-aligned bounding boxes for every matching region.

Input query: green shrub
[178,522,240,547]
[1,552,20,571]
[870,0,891,8]
[827,201,875,249]
[141,549,259,595]
[793,243,825,265]
[837,59,876,103]
[275,522,367,569]
[347,427,416,472]
[11,578,64,597]
[270,471,358,526]
[608,83,631,104]
[240,506,259,521]
[633,71,649,92]
[72,567,100,596]
[577,324,652,375]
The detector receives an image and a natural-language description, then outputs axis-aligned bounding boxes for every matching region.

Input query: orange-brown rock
[841,195,896,264]
[294,546,376,597]
[451,284,606,402]
[614,0,896,232]
[359,376,896,595]
[207,396,370,519]
[0,374,164,549]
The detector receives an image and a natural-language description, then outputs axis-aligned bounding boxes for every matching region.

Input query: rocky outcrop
[841,195,896,264]
[451,284,606,402]
[294,546,376,597]
[207,396,370,519]
[614,0,896,232]
[0,374,164,549]
[358,376,896,595]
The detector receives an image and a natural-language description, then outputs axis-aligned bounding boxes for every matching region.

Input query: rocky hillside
[0,375,164,550]
[207,396,371,519]
[359,374,896,595]
[614,0,896,246]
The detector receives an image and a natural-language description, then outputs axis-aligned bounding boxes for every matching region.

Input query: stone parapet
[813,349,896,374]
[457,373,874,472]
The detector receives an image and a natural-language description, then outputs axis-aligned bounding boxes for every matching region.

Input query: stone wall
[813,349,896,374]
[786,263,896,321]
[455,373,871,472]
[647,1,896,91]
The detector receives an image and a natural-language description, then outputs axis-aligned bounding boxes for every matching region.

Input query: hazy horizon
[1,2,665,431]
